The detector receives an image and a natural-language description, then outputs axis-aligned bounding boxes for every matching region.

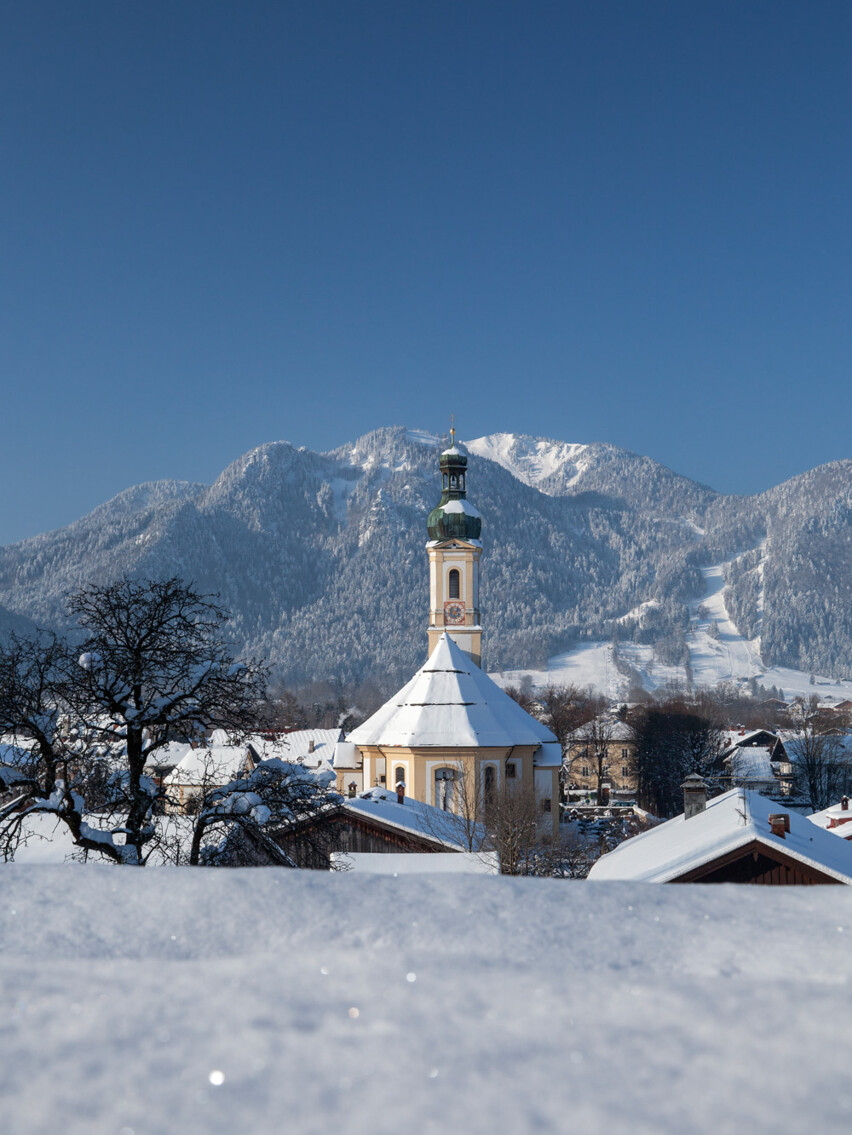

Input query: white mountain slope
[494,544,852,702]
[465,433,590,493]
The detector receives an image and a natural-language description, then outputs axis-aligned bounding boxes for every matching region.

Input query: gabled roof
[588,788,852,884]
[346,634,558,750]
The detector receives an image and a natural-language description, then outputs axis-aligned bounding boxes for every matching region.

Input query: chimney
[681,773,707,819]
[308,739,315,754]
[842,796,849,812]
[768,813,790,838]
[396,782,406,805]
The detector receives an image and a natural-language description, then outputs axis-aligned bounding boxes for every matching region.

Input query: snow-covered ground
[495,553,852,703]
[2,867,852,1134]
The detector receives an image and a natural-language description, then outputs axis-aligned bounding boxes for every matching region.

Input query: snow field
[495,553,852,702]
[2,868,852,1135]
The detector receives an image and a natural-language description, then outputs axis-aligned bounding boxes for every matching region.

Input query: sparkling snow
[2,867,852,1134]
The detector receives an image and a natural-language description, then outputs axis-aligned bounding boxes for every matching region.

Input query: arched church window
[450,474,457,488]
[434,767,456,811]
[394,766,406,789]
[484,765,496,810]
[448,569,460,599]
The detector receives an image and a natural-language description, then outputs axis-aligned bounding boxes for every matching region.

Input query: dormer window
[448,569,460,599]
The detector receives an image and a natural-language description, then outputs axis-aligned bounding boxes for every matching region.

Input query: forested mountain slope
[1,427,850,689]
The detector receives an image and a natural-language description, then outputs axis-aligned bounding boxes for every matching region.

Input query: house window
[448,569,460,599]
[621,749,628,760]
[506,763,517,779]
[621,767,629,779]
[581,766,590,777]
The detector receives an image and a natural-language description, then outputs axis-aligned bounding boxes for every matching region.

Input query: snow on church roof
[347,633,558,751]
[588,788,852,884]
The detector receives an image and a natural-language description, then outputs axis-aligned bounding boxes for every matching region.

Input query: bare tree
[187,758,340,865]
[0,578,268,864]
[786,696,850,810]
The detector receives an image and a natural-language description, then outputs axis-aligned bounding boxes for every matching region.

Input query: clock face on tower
[444,600,465,625]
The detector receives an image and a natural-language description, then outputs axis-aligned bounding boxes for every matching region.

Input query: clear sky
[2,1,850,543]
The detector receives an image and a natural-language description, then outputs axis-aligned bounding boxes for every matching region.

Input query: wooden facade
[672,840,843,885]
[272,807,454,870]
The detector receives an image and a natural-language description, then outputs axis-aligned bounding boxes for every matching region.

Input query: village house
[719,728,793,796]
[563,716,637,802]
[588,775,852,885]
[808,796,852,840]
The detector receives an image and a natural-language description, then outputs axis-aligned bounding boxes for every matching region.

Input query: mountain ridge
[1,426,850,691]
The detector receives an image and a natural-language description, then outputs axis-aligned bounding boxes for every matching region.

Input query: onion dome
[427,435,482,542]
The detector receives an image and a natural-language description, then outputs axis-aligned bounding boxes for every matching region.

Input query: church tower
[426,430,483,666]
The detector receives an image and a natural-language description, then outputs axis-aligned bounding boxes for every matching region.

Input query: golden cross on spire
[450,413,456,447]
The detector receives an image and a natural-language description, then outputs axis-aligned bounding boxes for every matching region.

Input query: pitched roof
[246,728,342,768]
[163,744,252,788]
[346,633,558,750]
[729,746,776,784]
[342,787,483,851]
[566,717,634,744]
[588,788,852,884]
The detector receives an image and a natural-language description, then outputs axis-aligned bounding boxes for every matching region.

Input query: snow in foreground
[2,869,852,1135]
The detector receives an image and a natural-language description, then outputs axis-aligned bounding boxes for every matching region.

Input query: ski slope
[494,554,852,703]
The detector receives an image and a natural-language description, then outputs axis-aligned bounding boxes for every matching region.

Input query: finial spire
[450,413,456,447]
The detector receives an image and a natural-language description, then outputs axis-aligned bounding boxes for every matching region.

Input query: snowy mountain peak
[465,433,590,494]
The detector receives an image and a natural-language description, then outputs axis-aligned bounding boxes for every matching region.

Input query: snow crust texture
[2,867,852,1135]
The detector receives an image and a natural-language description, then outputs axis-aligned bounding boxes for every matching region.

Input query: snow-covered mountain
[1,426,852,695]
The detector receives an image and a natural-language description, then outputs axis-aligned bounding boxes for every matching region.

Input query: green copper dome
[427,446,482,542]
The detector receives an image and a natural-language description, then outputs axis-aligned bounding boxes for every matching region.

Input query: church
[333,433,562,837]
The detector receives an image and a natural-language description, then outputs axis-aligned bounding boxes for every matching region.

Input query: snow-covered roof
[346,634,558,749]
[332,740,361,770]
[720,729,780,754]
[808,801,852,838]
[164,744,252,788]
[144,740,193,772]
[729,746,776,784]
[440,499,481,518]
[588,788,852,884]
[342,786,482,850]
[566,717,634,744]
[247,728,342,768]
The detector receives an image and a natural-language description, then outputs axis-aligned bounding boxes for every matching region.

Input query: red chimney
[768,813,790,838]
[842,796,849,812]
[396,783,406,805]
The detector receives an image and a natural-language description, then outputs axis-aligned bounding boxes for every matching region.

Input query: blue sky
[2,1,850,543]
